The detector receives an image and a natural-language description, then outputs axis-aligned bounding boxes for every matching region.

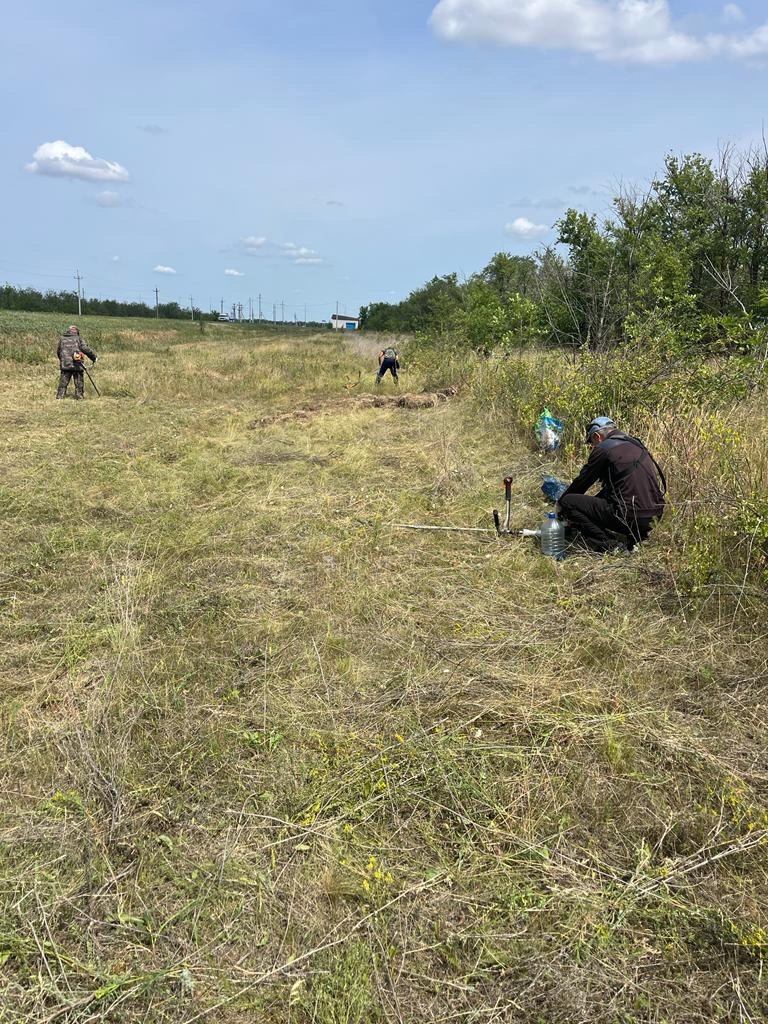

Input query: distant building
[331,313,360,331]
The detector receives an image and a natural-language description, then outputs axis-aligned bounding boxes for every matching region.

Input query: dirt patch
[360,386,458,410]
[251,386,458,427]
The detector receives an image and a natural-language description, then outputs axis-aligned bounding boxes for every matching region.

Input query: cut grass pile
[1,313,767,1022]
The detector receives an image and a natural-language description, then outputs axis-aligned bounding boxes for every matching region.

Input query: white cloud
[112,256,120,262]
[282,243,324,264]
[224,268,244,276]
[240,235,268,256]
[154,265,177,274]
[26,140,130,182]
[505,217,548,238]
[723,4,745,24]
[95,189,125,207]
[429,1,768,64]
[138,123,167,134]
[282,244,316,258]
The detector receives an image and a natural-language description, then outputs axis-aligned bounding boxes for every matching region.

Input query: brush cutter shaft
[397,524,493,532]
[83,364,101,396]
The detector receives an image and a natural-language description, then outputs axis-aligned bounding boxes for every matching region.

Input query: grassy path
[2,319,767,1022]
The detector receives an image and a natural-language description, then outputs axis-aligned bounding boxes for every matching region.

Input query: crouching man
[56,325,97,400]
[558,416,666,553]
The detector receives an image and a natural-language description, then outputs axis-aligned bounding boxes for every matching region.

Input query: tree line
[0,285,205,321]
[360,145,768,353]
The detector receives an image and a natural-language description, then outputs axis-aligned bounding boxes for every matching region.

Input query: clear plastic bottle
[540,512,565,560]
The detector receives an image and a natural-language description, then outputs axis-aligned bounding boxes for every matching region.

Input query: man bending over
[376,346,400,385]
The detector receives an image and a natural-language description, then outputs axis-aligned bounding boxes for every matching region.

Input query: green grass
[1,312,767,1022]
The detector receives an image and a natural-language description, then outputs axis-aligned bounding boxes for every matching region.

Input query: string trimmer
[395,476,540,539]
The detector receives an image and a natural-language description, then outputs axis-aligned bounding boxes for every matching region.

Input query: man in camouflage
[56,325,97,400]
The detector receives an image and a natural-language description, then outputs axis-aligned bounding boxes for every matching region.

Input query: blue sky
[3,1,768,319]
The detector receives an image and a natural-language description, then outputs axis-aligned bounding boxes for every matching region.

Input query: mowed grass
[1,314,767,1023]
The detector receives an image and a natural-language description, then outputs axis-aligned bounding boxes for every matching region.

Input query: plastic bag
[535,408,564,452]
[541,475,568,504]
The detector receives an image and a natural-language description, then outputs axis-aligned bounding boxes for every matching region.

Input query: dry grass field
[1,312,767,1023]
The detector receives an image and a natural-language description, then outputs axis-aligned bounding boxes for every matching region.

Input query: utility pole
[249,297,253,323]
[231,303,236,322]
[272,303,276,323]
[220,298,224,314]
[75,269,83,316]
[304,304,307,326]
[155,287,159,318]
[281,300,285,323]
[190,296,194,321]
[258,293,262,321]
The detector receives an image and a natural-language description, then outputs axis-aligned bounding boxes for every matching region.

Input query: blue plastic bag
[535,408,564,452]
[542,475,568,504]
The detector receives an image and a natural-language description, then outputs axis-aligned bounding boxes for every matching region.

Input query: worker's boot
[56,387,66,399]
[74,382,85,400]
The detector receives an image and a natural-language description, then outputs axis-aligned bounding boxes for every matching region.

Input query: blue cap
[585,416,616,439]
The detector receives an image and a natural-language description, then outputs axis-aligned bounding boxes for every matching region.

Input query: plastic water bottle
[540,512,565,560]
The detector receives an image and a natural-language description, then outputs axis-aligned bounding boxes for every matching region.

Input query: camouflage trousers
[56,369,85,399]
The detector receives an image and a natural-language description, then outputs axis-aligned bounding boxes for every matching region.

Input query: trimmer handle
[492,476,514,535]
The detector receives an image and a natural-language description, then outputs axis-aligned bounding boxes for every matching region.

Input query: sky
[2,1,768,320]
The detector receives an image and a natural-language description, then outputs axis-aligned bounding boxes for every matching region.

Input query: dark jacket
[57,330,96,370]
[561,430,665,520]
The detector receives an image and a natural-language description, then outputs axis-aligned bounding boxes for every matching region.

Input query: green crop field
[1,311,767,1023]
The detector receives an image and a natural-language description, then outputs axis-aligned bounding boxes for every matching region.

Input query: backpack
[59,334,83,370]
[383,347,397,360]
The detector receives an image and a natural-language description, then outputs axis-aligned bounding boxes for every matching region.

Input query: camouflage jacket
[57,330,96,370]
